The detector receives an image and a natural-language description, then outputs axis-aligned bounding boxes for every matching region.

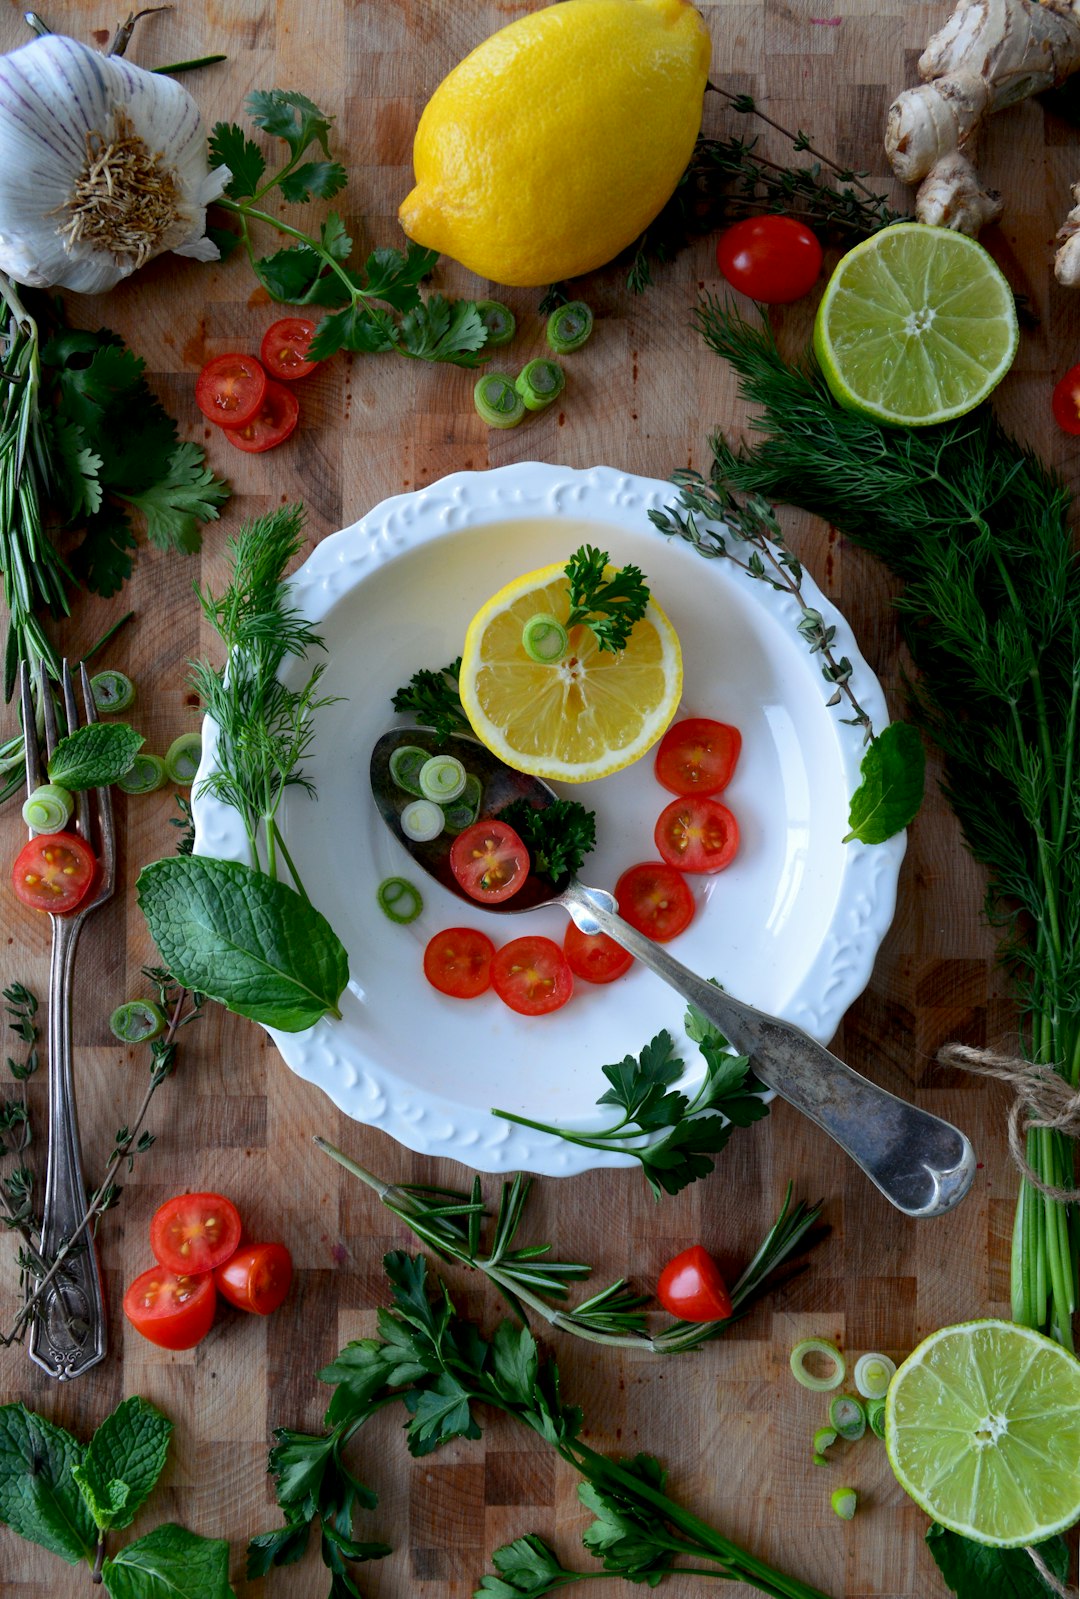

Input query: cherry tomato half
[563,921,634,985]
[657,1245,733,1323]
[194,352,267,427]
[654,796,740,875]
[214,1242,293,1315]
[11,831,97,914]
[655,717,742,797]
[260,317,320,382]
[150,1191,243,1274]
[1052,363,1080,435]
[122,1265,217,1349]
[491,935,574,1016]
[223,379,300,453]
[716,215,823,305]
[615,862,695,943]
[449,819,530,904]
[424,927,495,998]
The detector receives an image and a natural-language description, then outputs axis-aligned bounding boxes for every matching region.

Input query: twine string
[937,1043,1080,1203]
[1024,1541,1071,1598]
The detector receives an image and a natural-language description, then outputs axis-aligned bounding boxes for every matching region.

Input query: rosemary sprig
[315,1139,822,1355]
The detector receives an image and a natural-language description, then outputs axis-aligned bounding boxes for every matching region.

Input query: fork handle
[28,912,108,1380]
[562,882,976,1219]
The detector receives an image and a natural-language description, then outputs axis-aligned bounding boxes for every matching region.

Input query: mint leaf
[72,1398,172,1534]
[117,442,229,555]
[48,722,143,789]
[246,89,334,160]
[70,510,138,599]
[925,1523,1068,1598]
[136,855,349,1030]
[844,719,924,844]
[0,1402,96,1565]
[207,121,266,198]
[101,1523,234,1599]
[279,160,347,204]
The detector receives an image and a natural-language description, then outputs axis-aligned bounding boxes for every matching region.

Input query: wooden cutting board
[0,1,1072,1594]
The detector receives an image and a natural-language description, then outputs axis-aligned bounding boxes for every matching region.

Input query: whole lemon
[398,0,711,287]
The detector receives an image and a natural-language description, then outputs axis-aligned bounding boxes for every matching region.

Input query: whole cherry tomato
[657,1245,733,1322]
[716,215,823,304]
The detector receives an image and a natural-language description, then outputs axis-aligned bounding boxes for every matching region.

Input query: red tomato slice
[214,1242,293,1315]
[563,921,633,985]
[449,819,530,903]
[491,935,574,1016]
[194,352,266,427]
[655,718,742,797]
[716,215,823,305]
[655,796,740,875]
[615,861,695,943]
[149,1192,243,1274]
[11,832,97,914]
[123,1265,216,1349]
[223,379,300,453]
[260,317,320,381]
[657,1245,733,1322]
[1052,363,1080,435]
[424,927,495,998]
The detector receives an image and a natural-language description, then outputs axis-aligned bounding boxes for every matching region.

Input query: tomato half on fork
[11,832,97,914]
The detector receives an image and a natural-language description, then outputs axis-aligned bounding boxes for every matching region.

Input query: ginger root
[883,0,1080,283]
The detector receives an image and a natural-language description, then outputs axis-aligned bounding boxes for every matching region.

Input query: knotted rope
[938,1043,1080,1202]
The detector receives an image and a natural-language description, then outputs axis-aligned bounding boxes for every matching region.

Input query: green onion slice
[812,1425,837,1464]
[853,1352,896,1399]
[866,1398,886,1439]
[419,754,466,803]
[515,358,565,412]
[441,772,482,835]
[546,300,593,354]
[117,752,168,795]
[400,798,444,843]
[521,612,569,664]
[164,732,202,786]
[790,1337,845,1391]
[475,299,516,347]
[830,1487,858,1521]
[377,876,423,925]
[21,782,73,832]
[474,372,525,428]
[388,744,430,797]
[90,669,135,713]
[828,1394,866,1442]
[109,999,167,1043]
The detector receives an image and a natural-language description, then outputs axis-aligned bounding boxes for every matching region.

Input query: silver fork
[20,659,113,1379]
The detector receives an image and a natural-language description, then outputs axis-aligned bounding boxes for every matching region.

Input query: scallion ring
[789,1337,845,1391]
[474,372,525,429]
[853,1352,896,1400]
[515,358,565,412]
[388,744,431,797]
[521,612,569,664]
[546,300,593,354]
[21,782,73,832]
[866,1398,887,1439]
[811,1425,837,1466]
[828,1394,866,1442]
[109,999,167,1043]
[89,669,135,713]
[475,299,516,347]
[164,732,202,786]
[117,753,168,795]
[830,1487,858,1521]
[441,773,482,835]
[377,876,423,925]
[418,755,466,803]
[400,798,444,843]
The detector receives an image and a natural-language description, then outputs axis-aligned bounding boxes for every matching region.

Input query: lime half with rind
[884,1318,1080,1546]
[813,223,1018,427]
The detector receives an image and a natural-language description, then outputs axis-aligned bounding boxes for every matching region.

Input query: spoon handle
[562,882,975,1218]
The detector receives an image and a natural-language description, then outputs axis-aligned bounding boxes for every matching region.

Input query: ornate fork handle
[27,906,108,1379]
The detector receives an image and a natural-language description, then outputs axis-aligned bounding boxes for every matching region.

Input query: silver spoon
[371,728,975,1218]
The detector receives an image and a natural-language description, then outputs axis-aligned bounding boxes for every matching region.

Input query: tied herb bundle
[678,300,1080,1347]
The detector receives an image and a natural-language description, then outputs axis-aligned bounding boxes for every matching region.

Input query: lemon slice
[813,223,1018,427]
[459,561,682,783]
[884,1318,1080,1546]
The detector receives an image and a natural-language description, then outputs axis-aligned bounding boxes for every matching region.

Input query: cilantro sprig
[209,91,489,365]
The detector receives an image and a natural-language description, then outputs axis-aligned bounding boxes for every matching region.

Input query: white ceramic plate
[192,463,904,1175]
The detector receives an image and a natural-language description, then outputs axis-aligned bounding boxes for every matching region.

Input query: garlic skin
[0,34,230,294]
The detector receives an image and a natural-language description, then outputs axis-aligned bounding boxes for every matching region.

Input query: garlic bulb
[0,34,230,294]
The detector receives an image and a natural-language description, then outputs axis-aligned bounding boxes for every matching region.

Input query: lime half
[884,1319,1080,1546]
[813,223,1018,427]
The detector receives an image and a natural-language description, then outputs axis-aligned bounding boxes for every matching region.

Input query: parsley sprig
[564,544,650,653]
[499,796,596,882]
[390,655,470,740]
[209,91,489,365]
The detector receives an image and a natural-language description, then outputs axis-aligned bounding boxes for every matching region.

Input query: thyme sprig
[315,1140,822,1355]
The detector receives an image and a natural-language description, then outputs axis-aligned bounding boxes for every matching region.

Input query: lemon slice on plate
[884,1318,1080,1546]
[459,560,682,782]
[813,222,1018,427]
